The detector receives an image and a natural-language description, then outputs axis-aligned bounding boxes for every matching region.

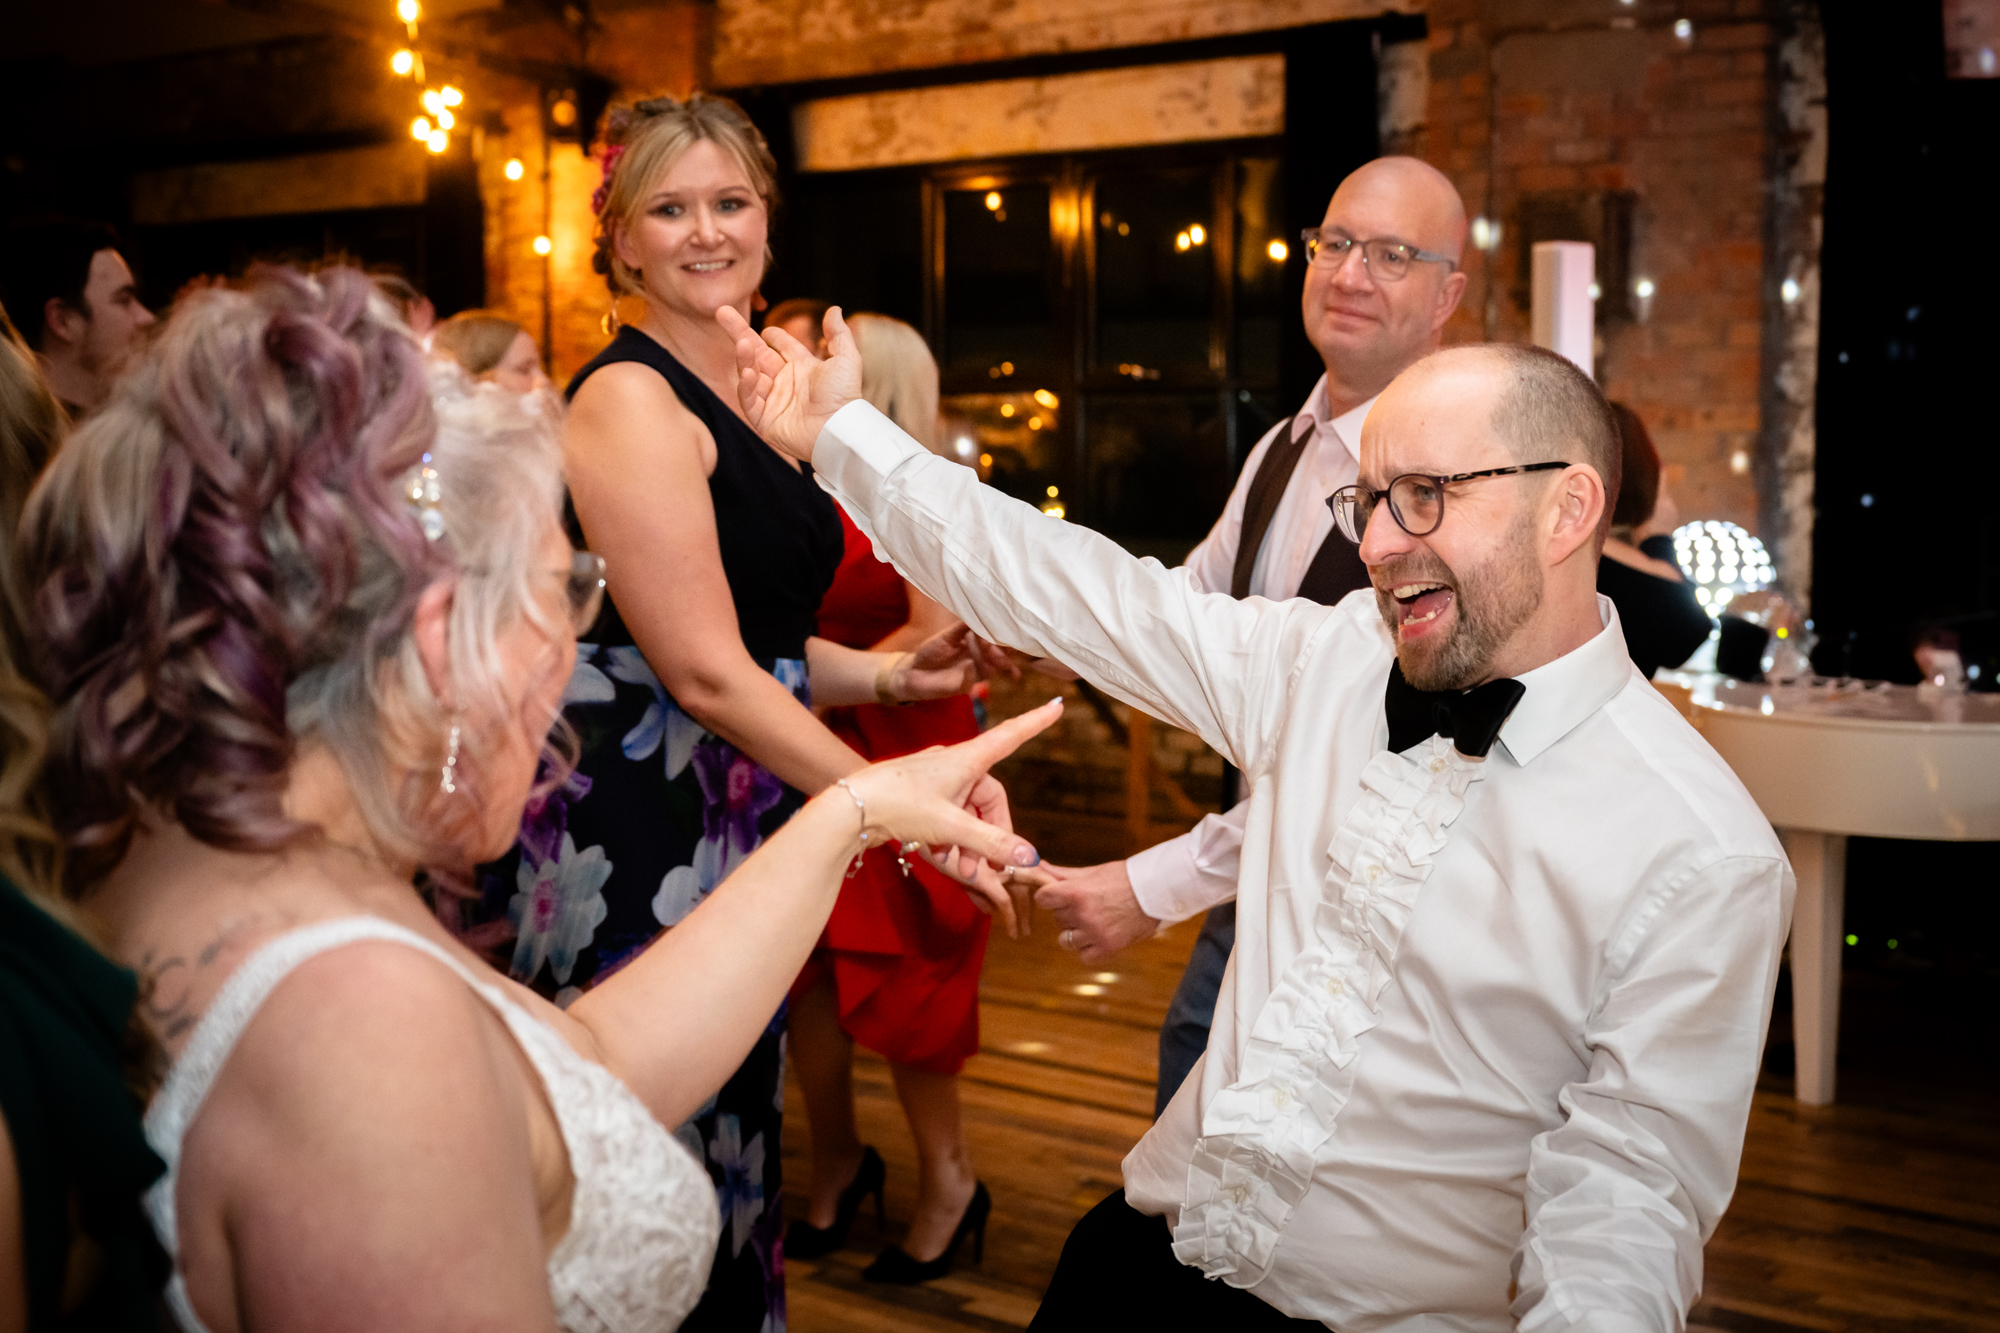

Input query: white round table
[1661,673,2000,1104]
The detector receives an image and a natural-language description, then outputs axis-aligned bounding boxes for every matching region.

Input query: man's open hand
[1033,860,1161,963]
[717,304,863,463]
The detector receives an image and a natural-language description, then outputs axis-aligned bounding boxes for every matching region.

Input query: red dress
[790,508,990,1074]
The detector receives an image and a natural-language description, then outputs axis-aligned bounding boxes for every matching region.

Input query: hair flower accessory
[406,454,445,541]
[591,142,627,217]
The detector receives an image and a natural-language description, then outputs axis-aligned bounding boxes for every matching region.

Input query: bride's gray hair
[288,360,574,878]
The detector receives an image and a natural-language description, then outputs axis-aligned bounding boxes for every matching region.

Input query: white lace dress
[141,916,722,1332]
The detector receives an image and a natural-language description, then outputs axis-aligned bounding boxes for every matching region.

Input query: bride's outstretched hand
[717,303,863,463]
[842,698,1064,938]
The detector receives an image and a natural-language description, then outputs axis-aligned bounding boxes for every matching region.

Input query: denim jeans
[1154,901,1235,1117]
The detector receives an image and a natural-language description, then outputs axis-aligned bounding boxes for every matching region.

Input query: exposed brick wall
[1425,0,1778,540]
[476,5,707,384]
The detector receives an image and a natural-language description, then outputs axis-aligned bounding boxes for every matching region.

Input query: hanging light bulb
[436,108,454,130]
[427,130,449,154]
[439,84,463,106]
[411,116,431,141]
[391,49,415,75]
[532,235,553,256]
[397,0,421,23]
[421,88,443,116]
[504,158,525,181]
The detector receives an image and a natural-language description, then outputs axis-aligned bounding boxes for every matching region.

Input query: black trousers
[1029,1190,1323,1331]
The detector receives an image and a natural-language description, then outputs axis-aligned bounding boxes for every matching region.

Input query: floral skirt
[458,644,808,1333]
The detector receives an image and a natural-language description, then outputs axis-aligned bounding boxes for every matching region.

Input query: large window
[779,143,1290,558]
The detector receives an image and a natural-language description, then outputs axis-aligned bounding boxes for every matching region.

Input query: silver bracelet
[833,778,871,877]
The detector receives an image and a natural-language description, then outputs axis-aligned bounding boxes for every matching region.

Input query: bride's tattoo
[138,950,195,1041]
[138,911,296,1043]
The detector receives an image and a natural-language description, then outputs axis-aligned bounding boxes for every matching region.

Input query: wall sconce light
[533,235,553,256]
[504,158,525,181]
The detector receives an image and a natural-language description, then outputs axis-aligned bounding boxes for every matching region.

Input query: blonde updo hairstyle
[592,93,779,300]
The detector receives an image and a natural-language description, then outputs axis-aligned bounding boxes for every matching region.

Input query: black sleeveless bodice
[564,326,844,662]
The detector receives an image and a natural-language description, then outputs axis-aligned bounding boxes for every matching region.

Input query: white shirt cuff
[1126,835,1210,926]
[814,399,921,498]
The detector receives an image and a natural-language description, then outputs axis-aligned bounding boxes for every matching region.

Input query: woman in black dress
[458,96,1001,1331]
[1597,402,1712,678]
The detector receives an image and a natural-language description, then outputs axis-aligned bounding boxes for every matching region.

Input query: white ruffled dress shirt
[1129,378,1375,925]
[814,400,1794,1332]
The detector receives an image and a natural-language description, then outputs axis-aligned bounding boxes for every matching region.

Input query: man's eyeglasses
[1326,463,1571,544]
[557,551,607,633]
[1301,229,1457,282]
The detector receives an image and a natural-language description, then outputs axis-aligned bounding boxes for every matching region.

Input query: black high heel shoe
[863,1181,990,1284]
[785,1145,886,1260]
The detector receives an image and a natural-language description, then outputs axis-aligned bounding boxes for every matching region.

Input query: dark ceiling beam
[204,0,584,85]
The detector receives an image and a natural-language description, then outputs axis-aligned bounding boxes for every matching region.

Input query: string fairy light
[388,2,465,156]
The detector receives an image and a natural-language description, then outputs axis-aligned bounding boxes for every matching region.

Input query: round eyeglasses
[559,551,607,633]
[1301,229,1457,282]
[1326,462,1571,543]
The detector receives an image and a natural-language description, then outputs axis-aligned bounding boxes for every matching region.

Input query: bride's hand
[840,699,1063,937]
[717,304,862,463]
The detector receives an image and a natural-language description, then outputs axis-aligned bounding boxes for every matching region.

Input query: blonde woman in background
[787,314,1002,1284]
[430,311,552,396]
[451,96,1015,1328]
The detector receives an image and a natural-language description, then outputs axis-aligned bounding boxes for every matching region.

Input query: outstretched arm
[718,306,1338,774]
[569,700,1061,1128]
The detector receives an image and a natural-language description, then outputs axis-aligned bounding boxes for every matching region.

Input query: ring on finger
[1060,928,1077,951]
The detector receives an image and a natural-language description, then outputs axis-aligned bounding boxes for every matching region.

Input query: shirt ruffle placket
[1172,737,1483,1284]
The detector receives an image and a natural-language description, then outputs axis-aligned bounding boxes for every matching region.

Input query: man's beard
[1372,512,1544,691]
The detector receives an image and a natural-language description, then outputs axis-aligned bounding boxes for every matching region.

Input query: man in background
[1034,156,1470,1114]
[0,218,155,417]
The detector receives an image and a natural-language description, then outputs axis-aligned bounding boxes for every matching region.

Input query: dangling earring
[601,299,621,336]
[440,722,461,795]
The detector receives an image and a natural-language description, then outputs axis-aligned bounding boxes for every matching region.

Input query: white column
[1781,828,1847,1105]
[1530,240,1596,377]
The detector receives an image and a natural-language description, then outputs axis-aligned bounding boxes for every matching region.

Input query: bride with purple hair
[14,262,1055,1333]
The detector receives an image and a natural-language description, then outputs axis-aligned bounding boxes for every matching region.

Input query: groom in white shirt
[721,309,1793,1330]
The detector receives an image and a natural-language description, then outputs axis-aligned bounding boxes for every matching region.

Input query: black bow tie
[1383,662,1526,758]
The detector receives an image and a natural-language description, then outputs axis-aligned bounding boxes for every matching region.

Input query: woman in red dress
[785,314,994,1283]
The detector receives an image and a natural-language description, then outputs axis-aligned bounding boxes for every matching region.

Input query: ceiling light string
[390,2,465,157]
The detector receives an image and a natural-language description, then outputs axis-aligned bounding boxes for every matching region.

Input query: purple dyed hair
[20,265,445,892]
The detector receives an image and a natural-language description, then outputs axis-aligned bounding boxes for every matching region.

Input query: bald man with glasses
[1032,157,1472,1120]
[720,297,1793,1327]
